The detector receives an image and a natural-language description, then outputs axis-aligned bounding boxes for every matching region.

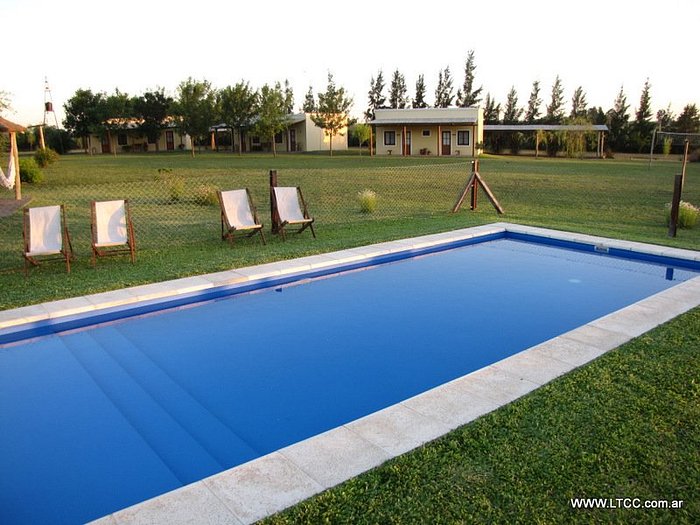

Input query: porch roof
[484,124,608,132]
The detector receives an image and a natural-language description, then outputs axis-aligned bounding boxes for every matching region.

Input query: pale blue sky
[1,0,698,126]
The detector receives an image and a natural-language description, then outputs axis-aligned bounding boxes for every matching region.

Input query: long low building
[370,108,484,157]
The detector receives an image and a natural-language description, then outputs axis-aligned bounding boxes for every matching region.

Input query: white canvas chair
[23,205,73,275]
[272,186,315,240]
[91,199,136,265]
[217,188,266,245]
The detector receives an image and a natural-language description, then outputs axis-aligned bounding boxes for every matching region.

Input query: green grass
[261,307,700,524]
[1,152,699,523]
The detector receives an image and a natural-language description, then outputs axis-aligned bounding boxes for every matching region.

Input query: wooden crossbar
[451,160,504,215]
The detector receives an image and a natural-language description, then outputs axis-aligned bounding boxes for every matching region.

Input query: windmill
[38,77,61,150]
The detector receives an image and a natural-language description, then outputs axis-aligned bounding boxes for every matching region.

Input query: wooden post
[402,126,406,156]
[369,126,374,156]
[437,125,441,156]
[38,125,46,149]
[470,159,479,210]
[668,174,683,238]
[11,132,21,200]
[210,131,216,151]
[680,140,689,190]
[269,169,280,233]
[535,130,540,158]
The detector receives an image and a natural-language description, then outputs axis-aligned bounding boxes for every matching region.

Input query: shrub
[193,184,219,206]
[168,177,185,202]
[358,189,378,213]
[19,158,44,184]
[665,201,699,229]
[34,147,59,168]
[662,137,673,156]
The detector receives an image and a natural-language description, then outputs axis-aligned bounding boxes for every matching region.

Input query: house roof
[209,113,307,132]
[484,124,608,132]
[371,108,479,126]
[0,116,27,133]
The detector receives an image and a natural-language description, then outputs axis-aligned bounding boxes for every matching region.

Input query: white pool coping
[3,222,699,525]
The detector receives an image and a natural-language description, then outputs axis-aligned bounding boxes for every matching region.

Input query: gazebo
[0,115,26,200]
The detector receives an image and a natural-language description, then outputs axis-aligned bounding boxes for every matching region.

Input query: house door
[403,131,411,156]
[166,131,175,151]
[441,131,451,156]
[101,135,111,154]
[289,129,297,152]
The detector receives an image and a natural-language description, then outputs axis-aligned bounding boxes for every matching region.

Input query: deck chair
[217,189,266,245]
[272,186,316,240]
[23,205,73,275]
[91,199,136,265]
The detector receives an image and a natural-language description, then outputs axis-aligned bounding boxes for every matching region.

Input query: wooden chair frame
[90,199,137,266]
[217,188,266,245]
[273,186,316,241]
[23,205,73,275]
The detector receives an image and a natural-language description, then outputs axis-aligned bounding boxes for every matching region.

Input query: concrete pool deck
[3,223,700,524]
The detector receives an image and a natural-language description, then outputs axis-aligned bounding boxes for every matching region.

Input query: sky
[1,0,698,127]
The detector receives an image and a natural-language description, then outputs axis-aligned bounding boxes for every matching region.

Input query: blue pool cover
[0,237,697,524]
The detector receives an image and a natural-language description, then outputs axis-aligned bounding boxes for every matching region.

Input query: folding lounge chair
[217,188,266,245]
[91,199,136,265]
[272,186,316,240]
[23,205,73,275]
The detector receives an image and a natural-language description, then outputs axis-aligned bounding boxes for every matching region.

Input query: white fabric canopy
[94,200,128,247]
[274,187,308,224]
[220,190,258,229]
[26,206,62,256]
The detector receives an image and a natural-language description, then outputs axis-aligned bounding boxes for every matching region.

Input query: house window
[384,131,396,146]
[275,132,283,144]
[457,130,470,146]
[422,129,430,137]
[117,133,128,146]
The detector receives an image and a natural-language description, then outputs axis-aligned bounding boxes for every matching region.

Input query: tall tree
[675,103,700,134]
[525,81,542,123]
[456,50,482,107]
[365,70,386,121]
[606,85,631,152]
[483,93,501,123]
[434,66,454,108]
[311,73,353,156]
[656,104,675,131]
[412,74,428,108]
[0,90,10,115]
[389,69,409,109]
[283,79,294,114]
[351,123,371,155]
[174,77,218,157]
[630,79,654,152]
[253,83,288,157]
[219,81,258,155]
[134,88,172,152]
[100,89,133,155]
[570,86,588,119]
[502,86,523,154]
[302,86,316,113]
[545,75,565,124]
[63,88,106,154]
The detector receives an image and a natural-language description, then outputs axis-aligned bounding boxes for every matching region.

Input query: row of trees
[363,50,699,155]
[62,74,352,156]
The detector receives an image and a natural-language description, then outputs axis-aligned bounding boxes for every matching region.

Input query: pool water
[0,237,697,524]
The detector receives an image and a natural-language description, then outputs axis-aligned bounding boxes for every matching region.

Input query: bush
[34,147,59,168]
[193,184,219,206]
[358,189,378,213]
[19,158,44,184]
[665,201,699,229]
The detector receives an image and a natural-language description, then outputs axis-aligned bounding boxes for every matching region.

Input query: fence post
[668,174,683,238]
[470,159,479,210]
[269,169,280,234]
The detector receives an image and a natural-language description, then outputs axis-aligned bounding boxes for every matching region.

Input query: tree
[606,85,630,152]
[219,81,258,155]
[502,86,523,154]
[570,86,588,119]
[365,70,386,121]
[483,93,502,153]
[174,77,218,157]
[0,90,10,115]
[389,69,409,109]
[63,88,106,154]
[525,81,542,123]
[352,123,371,155]
[98,89,133,155]
[628,79,654,153]
[311,73,353,156]
[133,88,172,152]
[675,103,700,134]
[434,66,454,108]
[283,79,294,114]
[456,50,482,107]
[656,104,675,131]
[302,86,316,113]
[412,74,428,108]
[253,83,288,157]
[545,75,565,124]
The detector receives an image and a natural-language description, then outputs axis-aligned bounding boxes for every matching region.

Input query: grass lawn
[0,151,698,523]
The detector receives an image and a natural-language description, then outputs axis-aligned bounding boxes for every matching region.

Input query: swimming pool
[1,223,699,524]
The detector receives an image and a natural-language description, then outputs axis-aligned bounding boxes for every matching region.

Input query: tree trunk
[239,129,244,156]
[272,134,277,157]
[329,131,333,156]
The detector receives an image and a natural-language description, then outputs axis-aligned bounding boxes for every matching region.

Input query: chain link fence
[0,156,698,272]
